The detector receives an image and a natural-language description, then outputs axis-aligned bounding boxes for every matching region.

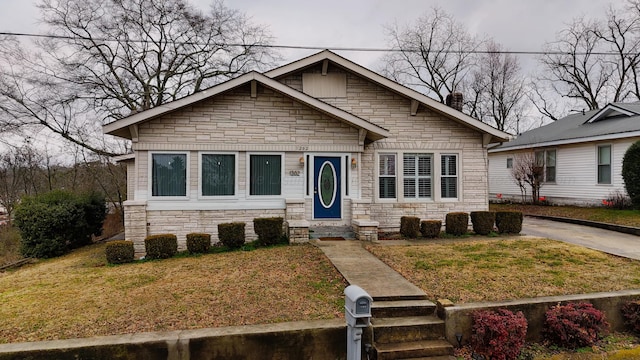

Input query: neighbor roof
[490,102,640,153]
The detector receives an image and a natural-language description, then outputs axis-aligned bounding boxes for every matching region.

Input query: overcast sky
[0,0,616,72]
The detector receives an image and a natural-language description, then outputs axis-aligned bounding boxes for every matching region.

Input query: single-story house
[103,50,509,253]
[489,102,640,205]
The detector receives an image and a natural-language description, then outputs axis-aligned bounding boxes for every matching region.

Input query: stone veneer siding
[278,65,490,230]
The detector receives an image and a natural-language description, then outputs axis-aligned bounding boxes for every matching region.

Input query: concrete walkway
[316,240,426,300]
[522,216,640,260]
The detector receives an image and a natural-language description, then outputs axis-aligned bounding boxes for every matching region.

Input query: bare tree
[381,7,481,103]
[0,0,277,156]
[510,152,544,204]
[466,41,527,134]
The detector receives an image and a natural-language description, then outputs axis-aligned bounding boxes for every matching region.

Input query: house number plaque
[289,170,301,176]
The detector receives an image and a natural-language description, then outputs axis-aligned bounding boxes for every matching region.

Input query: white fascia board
[587,104,637,123]
[265,50,510,142]
[488,130,640,153]
[103,70,390,140]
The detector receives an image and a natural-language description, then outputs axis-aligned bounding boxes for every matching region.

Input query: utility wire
[0,30,638,56]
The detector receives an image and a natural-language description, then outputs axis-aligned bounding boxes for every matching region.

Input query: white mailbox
[344,285,372,327]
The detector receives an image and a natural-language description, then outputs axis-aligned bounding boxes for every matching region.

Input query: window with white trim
[249,154,281,196]
[403,153,432,199]
[440,154,458,198]
[379,154,396,199]
[597,145,611,184]
[151,153,187,197]
[201,153,235,196]
[535,149,557,182]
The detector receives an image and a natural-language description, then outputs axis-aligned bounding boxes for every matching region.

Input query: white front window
[151,152,188,197]
[403,153,432,199]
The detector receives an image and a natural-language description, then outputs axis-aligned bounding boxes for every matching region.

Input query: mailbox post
[344,285,372,360]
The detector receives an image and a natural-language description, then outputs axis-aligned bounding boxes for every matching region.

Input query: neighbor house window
[201,153,235,196]
[535,149,556,183]
[441,154,458,198]
[379,154,396,199]
[249,154,281,195]
[403,153,432,199]
[506,158,513,169]
[151,153,187,197]
[598,145,611,184]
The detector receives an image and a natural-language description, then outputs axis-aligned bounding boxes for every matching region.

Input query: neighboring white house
[103,50,509,253]
[489,102,640,205]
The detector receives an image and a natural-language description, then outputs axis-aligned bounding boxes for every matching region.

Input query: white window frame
[535,149,557,183]
[149,151,190,200]
[402,153,433,201]
[199,152,238,199]
[246,152,285,198]
[375,151,462,203]
[440,153,459,200]
[377,153,397,200]
[597,144,612,185]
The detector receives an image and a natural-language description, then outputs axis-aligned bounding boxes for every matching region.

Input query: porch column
[285,198,309,244]
[123,200,148,256]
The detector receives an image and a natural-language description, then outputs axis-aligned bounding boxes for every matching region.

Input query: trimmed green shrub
[543,302,609,349]
[470,211,496,235]
[400,216,420,238]
[14,190,107,258]
[471,308,528,360]
[420,220,441,238]
[253,217,284,246]
[105,240,135,264]
[144,234,178,259]
[445,212,468,236]
[218,222,246,249]
[621,300,640,334]
[186,233,211,254]
[623,140,640,208]
[495,211,523,234]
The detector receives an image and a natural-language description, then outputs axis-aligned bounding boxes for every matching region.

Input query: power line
[1,30,638,57]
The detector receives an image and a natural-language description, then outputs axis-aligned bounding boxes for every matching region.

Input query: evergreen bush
[105,240,135,264]
[186,233,211,254]
[253,217,284,246]
[144,234,178,259]
[623,140,640,208]
[420,220,441,238]
[470,211,495,235]
[218,222,246,249]
[400,216,420,238]
[445,212,468,236]
[495,211,523,234]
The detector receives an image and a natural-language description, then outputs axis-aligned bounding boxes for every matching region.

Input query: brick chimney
[446,92,463,112]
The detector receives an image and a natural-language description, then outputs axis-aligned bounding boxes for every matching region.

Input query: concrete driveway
[522,216,640,260]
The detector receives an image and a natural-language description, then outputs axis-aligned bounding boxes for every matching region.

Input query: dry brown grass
[366,238,640,303]
[0,243,346,343]
[491,203,640,227]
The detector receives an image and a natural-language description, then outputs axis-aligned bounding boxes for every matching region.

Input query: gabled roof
[490,101,640,153]
[266,50,509,143]
[103,71,390,141]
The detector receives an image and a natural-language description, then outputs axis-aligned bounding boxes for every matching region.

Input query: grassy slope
[0,243,347,343]
[491,203,640,227]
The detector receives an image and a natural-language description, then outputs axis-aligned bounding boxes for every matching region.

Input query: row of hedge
[105,217,285,264]
[399,211,523,239]
[472,302,609,360]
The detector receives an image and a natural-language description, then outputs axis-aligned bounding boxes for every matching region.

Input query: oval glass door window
[319,161,337,208]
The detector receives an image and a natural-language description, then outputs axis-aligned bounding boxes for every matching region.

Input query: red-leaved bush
[471,308,528,360]
[621,300,640,334]
[543,302,609,349]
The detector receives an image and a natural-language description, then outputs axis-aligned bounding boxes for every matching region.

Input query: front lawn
[366,238,640,303]
[491,203,640,227]
[0,243,347,343]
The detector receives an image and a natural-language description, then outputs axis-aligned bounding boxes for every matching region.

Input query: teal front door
[313,156,341,219]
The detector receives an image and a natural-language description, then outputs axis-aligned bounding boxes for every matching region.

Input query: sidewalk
[316,240,426,300]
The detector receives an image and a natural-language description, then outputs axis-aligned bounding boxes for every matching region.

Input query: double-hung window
[201,153,235,196]
[597,145,611,184]
[441,154,458,198]
[535,149,557,182]
[403,153,432,199]
[379,154,397,199]
[249,154,282,196]
[151,153,187,197]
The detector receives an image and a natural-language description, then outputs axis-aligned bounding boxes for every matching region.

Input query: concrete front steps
[310,225,355,239]
[371,297,454,360]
